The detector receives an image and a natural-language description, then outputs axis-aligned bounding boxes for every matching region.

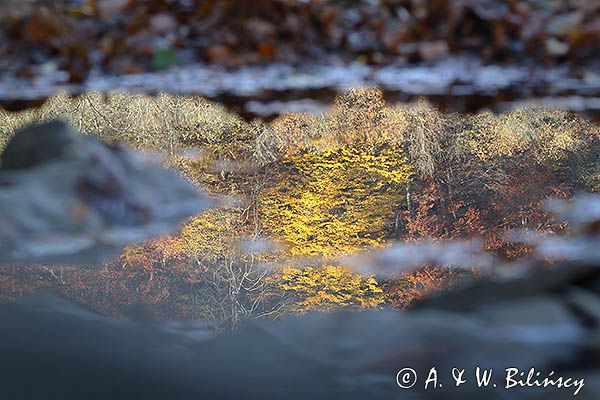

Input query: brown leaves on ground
[0,0,598,82]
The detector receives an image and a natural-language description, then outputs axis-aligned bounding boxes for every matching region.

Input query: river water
[1,56,599,121]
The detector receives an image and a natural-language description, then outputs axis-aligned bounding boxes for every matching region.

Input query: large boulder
[0,120,212,264]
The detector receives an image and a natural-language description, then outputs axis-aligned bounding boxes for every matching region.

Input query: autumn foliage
[261,145,412,256]
[1,88,599,327]
[274,266,383,312]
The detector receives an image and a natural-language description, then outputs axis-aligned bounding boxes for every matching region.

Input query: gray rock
[0,120,213,265]
[0,291,596,399]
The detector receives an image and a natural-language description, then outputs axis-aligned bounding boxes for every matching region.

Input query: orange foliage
[384,267,473,308]
[403,181,486,240]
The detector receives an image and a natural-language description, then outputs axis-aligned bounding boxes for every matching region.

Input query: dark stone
[0,120,78,170]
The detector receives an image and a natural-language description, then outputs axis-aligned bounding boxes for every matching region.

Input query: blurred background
[0,0,598,119]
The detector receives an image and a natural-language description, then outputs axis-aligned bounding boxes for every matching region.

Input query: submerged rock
[0,274,597,399]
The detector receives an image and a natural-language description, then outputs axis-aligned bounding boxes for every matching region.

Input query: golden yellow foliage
[120,207,246,271]
[261,145,412,256]
[275,265,383,312]
[177,207,249,264]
